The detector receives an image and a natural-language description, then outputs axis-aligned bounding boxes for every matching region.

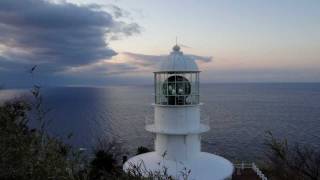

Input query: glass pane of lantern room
[157,73,161,104]
[165,73,170,105]
[156,73,159,104]
[154,73,157,103]
[196,73,199,98]
[191,73,196,96]
[185,73,191,83]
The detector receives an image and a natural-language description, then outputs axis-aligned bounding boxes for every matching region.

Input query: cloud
[185,54,213,63]
[122,52,213,68]
[62,60,139,76]
[122,52,166,67]
[0,0,213,87]
[0,0,140,71]
[106,4,131,18]
[60,51,212,79]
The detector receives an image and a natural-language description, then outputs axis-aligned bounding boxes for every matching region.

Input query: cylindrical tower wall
[154,105,200,133]
[155,134,201,161]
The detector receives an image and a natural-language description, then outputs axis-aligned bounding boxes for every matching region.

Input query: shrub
[136,146,151,155]
[264,131,320,180]
[0,86,84,180]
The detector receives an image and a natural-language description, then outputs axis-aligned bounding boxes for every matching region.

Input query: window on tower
[154,72,199,105]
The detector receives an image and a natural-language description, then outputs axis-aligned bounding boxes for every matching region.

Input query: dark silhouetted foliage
[264,131,320,180]
[0,87,81,179]
[137,146,151,155]
[89,150,117,179]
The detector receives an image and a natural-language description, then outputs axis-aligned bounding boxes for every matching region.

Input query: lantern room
[154,45,200,105]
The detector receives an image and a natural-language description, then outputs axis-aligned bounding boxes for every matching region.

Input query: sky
[0,0,319,88]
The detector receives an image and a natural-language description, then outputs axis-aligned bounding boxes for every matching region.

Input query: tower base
[123,152,234,180]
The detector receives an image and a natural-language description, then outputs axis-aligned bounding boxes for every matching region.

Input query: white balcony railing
[233,162,268,180]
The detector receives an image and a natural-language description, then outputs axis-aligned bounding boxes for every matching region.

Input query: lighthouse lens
[163,75,191,105]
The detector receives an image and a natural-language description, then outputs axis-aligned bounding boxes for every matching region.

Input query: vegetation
[0,86,190,180]
[264,131,320,180]
[136,146,151,155]
[0,86,84,179]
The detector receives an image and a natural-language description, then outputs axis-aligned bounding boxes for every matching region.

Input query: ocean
[1,83,320,162]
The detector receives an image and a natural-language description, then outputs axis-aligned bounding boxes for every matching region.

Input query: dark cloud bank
[0,0,213,87]
[0,0,141,87]
[0,0,142,67]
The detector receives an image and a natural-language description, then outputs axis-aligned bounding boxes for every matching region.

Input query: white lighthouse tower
[123,45,234,180]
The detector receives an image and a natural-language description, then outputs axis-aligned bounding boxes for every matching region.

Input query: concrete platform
[123,152,234,180]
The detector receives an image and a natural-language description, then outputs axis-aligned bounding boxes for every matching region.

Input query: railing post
[233,162,268,180]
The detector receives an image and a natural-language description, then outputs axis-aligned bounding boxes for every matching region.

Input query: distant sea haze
[1,83,320,162]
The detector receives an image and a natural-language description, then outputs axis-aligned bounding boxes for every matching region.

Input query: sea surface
[1,83,320,162]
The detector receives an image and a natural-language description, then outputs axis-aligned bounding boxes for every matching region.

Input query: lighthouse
[123,45,234,180]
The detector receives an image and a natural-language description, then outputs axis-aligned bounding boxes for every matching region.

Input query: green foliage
[89,150,118,179]
[0,86,84,180]
[0,86,189,180]
[124,156,191,180]
[264,131,320,180]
